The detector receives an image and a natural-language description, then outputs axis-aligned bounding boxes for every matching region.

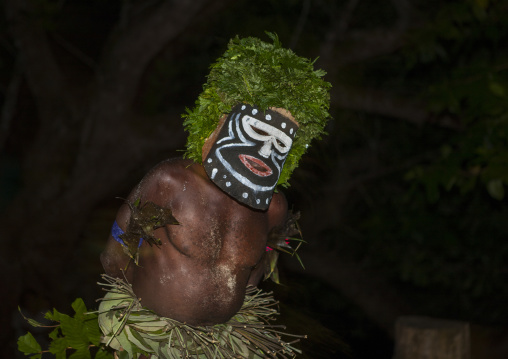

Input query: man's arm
[100,202,135,280]
[247,254,266,287]
[245,191,289,287]
[267,191,289,230]
[100,160,177,280]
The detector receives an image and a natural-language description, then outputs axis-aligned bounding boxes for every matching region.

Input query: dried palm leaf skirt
[97,275,304,358]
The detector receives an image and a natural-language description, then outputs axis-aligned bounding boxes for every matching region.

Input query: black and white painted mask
[203,103,298,210]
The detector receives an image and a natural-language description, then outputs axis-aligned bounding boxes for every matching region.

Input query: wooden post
[394,316,471,359]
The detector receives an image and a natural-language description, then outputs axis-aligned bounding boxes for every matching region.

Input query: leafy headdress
[183,33,332,187]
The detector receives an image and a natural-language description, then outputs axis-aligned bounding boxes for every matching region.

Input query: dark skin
[100,155,288,326]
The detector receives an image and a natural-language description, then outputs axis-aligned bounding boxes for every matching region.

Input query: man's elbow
[100,249,125,278]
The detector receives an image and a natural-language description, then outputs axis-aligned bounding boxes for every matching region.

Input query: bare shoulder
[143,158,195,185]
[129,158,198,204]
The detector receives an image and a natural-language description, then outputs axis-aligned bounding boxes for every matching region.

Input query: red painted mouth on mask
[239,154,273,177]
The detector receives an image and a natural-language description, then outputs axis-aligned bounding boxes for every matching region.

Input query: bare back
[100,158,287,325]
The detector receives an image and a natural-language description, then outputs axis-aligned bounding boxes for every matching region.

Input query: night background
[1,0,508,358]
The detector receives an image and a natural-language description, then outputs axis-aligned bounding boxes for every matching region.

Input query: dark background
[2,0,508,358]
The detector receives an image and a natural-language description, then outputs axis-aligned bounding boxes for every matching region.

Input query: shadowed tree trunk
[0,0,230,355]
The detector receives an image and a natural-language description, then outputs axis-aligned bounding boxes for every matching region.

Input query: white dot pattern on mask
[243,192,248,198]
[266,198,269,204]
[226,181,231,187]
[265,114,271,121]
[223,175,227,179]
[281,122,286,129]
[290,128,293,134]
[252,109,258,115]
[211,168,218,179]
[207,158,212,163]
[241,105,246,110]
[256,199,260,204]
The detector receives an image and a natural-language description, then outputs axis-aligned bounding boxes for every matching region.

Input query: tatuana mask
[203,103,298,210]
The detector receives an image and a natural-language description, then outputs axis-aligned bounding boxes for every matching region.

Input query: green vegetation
[17,298,112,359]
[183,33,332,187]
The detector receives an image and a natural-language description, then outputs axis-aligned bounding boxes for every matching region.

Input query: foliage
[97,275,303,358]
[403,0,508,201]
[377,1,508,322]
[183,32,332,188]
[359,185,508,323]
[18,298,113,359]
[311,0,508,326]
[119,199,179,264]
[265,210,305,283]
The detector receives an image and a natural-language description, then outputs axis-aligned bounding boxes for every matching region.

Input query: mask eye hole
[252,127,268,136]
[275,139,286,148]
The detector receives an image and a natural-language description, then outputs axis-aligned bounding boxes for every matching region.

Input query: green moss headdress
[183,33,331,187]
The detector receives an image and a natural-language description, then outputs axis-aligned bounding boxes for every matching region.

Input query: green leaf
[45,308,65,322]
[49,327,60,340]
[129,320,167,331]
[475,0,489,9]
[68,346,92,359]
[17,332,42,356]
[293,251,306,270]
[487,179,505,200]
[83,313,102,346]
[19,309,45,329]
[49,337,69,359]
[72,298,87,319]
[115,331,134,358]
[489,82,505,97]
[59,313,90,352]
[125,326,152,353]
[94,348,114,359]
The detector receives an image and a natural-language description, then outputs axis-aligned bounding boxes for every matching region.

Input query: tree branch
[0,57,22,151]
[95,0,213,115]
[51,32,97,70]
[335,29,405,66]
[319,0,414,69]
[3,0,81,201]
[3,0,71,123]
[73,0,215,179]
[391,0,412,32]
[289,0,311,49]
[320,0,361,66]
[332,84,427,124]
[331,84,461,129]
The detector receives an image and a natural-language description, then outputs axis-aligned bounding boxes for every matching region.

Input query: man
[98,34,331,358]
[101,105,297,325]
